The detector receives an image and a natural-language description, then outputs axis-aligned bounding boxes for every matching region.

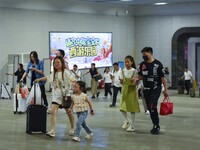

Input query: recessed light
[154,2,168,5]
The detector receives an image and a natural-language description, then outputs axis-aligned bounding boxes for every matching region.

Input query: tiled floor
[0,89,199,150]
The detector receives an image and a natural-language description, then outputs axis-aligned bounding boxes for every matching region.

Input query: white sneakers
[69,129,74,136]
[145,110,150,115]
[122,121,130,129]
[85,133,93,139]
[72,137,80,142]
[122,121,135,132]
[72,133,93,142]
[127,125,135,132]
[46,131,56,137]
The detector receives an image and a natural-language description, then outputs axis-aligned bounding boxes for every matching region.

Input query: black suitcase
[26,83,47,134]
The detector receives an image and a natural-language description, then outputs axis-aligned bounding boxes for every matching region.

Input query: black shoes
[109,104,115,107]
[151,125,160,135]
[97,92,100,98]
[91,95,96,99]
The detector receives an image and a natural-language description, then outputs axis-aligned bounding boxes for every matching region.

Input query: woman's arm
[82,70,89,76]
[34,76,48,83]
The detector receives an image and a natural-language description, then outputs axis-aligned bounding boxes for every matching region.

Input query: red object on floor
[98,80,105,89]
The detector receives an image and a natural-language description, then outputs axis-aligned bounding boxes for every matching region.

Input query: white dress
[47,69,71,105]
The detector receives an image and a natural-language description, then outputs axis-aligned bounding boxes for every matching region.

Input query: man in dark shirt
[134,47,168,134]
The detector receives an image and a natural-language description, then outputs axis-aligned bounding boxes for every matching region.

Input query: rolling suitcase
[13,94,27,114]
[190,88,195,97]
[1,83,11,99]
[26,83,47,134]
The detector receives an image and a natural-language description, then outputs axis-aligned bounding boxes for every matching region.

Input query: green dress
[119,69,140,113]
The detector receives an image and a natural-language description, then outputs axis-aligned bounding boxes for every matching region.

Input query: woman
[21,51,48,107]
[83,63,100,99]
[6,63,27,84]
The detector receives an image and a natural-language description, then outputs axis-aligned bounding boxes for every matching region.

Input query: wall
[0,8,135,87]
[135,14,200,83]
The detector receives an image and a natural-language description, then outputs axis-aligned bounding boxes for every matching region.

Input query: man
[110,62,122,107]
[134,47,168,134]
[70,64,81,81]
[182,67,193,95]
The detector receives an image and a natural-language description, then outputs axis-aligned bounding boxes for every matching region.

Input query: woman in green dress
[119,55,140,132]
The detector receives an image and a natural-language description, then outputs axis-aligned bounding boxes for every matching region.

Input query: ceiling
[0,0,200,16]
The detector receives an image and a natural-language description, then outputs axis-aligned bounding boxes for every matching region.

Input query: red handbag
[160,96,173,116]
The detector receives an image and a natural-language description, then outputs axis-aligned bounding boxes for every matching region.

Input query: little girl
[119,55,140,132]
[34,56,74,137]
[71,81,94,142]
[103,67,112,99]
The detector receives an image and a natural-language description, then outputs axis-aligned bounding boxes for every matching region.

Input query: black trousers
[111,85,121,106]
[185,80,191,94]
[143,87,161,126]
[40,85,48,107]
[104,83,112,96]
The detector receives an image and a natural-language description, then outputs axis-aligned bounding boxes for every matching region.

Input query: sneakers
[69,129,74,136]
[109,104,115,107]
[47,109,51,114]
[46,131,55,137]
[85,133,93,139]
[145,110,150,115]
[72,136,80,142]
[97,92,100,98]
[103,96,107,99]
[151,125,160,135]
[127,125,135,132]
[91,95,95,99]
[122,121,130,129]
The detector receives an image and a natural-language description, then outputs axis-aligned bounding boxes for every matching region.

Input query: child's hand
[90,110,94,116]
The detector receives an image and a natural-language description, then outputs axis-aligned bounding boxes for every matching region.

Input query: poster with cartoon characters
[50,32,113,70]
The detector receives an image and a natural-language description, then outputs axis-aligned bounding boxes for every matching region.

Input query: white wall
[0,8,135,88]
[135,14,200,77]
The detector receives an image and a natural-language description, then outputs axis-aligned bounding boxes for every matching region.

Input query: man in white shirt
[182,67,193,95]
[70,64,81,81]
[110,62,122,107]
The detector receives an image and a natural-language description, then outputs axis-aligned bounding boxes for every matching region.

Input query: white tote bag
[26,83,42,105]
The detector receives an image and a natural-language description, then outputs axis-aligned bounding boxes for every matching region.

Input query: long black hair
[30,51,39,64]
[53,56,65,81]
[76,81,87,94]
[125,55,136,69]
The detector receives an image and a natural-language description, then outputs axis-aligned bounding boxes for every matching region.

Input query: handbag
[95,74,102,81]
[59,83,72,108]
[160,96,173,116]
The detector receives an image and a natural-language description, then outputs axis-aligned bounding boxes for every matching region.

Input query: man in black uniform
[135,47,168,134]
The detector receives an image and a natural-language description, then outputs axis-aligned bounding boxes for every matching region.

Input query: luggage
[13,94,27,114]
[178,86,184,94]
[1,83,11,99]
[190,88,195,97]
[26,83,47,134]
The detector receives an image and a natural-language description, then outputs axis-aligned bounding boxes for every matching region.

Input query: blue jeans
[74,111,92,137]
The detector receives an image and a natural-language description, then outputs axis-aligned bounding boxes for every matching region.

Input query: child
[119,55,140,132]
[34,56,75,137]
[103,67,112,99]
[71,81,94,142]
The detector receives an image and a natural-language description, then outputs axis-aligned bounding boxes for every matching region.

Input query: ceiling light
[154,2,168,5]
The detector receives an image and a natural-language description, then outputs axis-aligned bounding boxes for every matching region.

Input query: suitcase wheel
[26,131,32,134]
[42,131,47,134]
